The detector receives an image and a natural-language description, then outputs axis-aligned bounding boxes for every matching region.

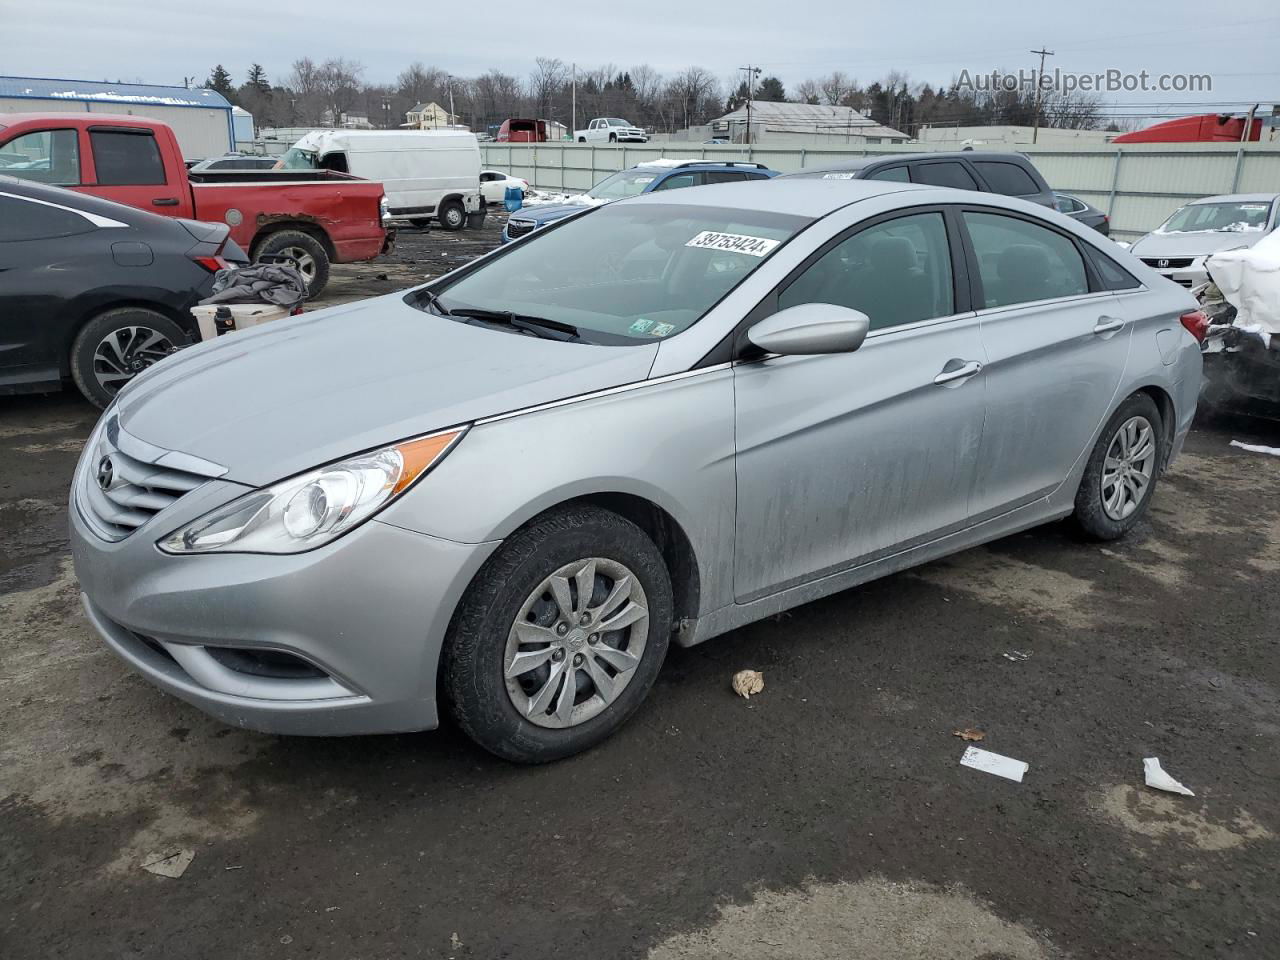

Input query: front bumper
[70,483,498,736]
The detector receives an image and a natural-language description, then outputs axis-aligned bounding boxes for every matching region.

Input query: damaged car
[1129,193,1280,288]
[71,179,1201,763]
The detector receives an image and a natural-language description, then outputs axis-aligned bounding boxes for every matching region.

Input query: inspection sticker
[649,322,676,337]
[685,230,780,258]
[629,318,655,333]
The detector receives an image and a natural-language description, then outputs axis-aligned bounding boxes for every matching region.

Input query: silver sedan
[70,178,1203,762]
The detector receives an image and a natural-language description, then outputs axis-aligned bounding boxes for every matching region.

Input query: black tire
[254,230,329,298]
[577,137,586,143]
[438,199,466,231]
[1072,392,1163,541]
[410,217,431,230]
[442,505,674,763]
[608,133,617,143]
[70,307,190,409]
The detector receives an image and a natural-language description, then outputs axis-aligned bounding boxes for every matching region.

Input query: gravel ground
[2,222,1279,959]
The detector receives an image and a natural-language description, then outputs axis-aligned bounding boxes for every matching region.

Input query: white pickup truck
[574,118,648,143]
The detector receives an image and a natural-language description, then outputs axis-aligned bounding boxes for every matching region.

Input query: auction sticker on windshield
[685,231,780,257]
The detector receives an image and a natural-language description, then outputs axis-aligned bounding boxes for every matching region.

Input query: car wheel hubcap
[504,557,648,729]
[1101,415,1156,521]
[280,247,316,280]
[92,326,176,395]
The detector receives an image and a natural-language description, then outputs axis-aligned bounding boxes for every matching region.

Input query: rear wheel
[254,230,329,298]
[577,136,586,143]
[443,505,673,763]
[1072,393,1162,540]
[438,199,466,231]
[70,308,189,408]
[608,133,617,143]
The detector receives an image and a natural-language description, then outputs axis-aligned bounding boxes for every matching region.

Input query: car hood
[1130,230,1268,259]
[115,294,659,485]
[514,200,603,225]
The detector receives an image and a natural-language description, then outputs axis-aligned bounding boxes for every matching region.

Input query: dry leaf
[952,728,986,742]
[732,669,765,699]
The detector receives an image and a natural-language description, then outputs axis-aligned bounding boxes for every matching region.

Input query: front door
[732,210,987,602]
[960,208,1133,520]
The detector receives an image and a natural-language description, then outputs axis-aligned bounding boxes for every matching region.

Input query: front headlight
[158,428,465,555]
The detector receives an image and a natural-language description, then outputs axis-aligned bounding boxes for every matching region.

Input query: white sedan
[480,170,529,205]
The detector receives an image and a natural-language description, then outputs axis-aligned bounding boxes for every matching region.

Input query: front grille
[1141,257,1194,269]
[506,219,537,238]
[78,415,226,541]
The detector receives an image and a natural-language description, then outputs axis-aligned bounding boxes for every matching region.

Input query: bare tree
[287,57,323,122]
[313,58,364,126]
[665,66,720,131]
[795,78,821,104]
[819,71,853,107]
[528,57,569,120]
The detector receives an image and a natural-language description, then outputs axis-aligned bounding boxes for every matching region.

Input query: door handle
[933,360,983,385]
[1093,316,1126,335]
[151,197,179,207]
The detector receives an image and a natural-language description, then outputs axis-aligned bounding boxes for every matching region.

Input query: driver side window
[778,212,955,331]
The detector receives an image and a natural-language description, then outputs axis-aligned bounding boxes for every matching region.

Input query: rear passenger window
[1086,245,1141,290]
[964,211,1089,308]
[90,130,165,185]
[972,160,1041,197]
[911,162,978,190]
[0,194,94,241]
[703,171,746,185]
[866,166,909,182]
[778,212,954,331]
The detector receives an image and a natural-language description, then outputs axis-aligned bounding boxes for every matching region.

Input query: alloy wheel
[279,246,317,281]
[1101,415,1156,521]
[504,557,649,729]
[92,326,177,395]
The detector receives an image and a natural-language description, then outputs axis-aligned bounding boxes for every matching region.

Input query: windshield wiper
[419,289,454,316]
[450,308,585,342]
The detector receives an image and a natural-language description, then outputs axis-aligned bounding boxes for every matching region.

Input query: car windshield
[606,119,629,126]
[276,146,319,170]
[1157,200,1273,234]
[415,202,809,344]
[587,169,664,200]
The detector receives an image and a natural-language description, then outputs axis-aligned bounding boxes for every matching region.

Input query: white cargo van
[278,130,484,230]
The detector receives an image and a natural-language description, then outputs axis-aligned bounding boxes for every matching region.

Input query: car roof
[619,177,933,217]
[782,150,1035,176]
[1187,193,1280,205]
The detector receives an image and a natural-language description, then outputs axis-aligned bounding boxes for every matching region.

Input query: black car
[0,175,246,407]
[780,151,1055,208]
[1054,192,1111,236]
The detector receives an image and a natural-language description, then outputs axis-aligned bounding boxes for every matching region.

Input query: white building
[711,102,909,145]
[0,75,236,160]
[915,125,1115,147]
[404,101,465,130]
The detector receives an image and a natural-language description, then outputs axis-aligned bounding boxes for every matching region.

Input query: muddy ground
[2,221,1279,959]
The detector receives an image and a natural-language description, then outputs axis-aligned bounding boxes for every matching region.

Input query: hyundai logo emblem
[96,456,115,491]
[1157,258,1169,268]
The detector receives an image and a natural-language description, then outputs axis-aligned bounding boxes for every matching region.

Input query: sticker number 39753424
[685,230,780,258]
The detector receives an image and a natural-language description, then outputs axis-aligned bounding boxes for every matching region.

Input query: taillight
[192,255,231,273]
[1180,310,1209,342]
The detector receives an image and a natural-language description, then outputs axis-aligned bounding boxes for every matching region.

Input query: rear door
[960,207,1133,520]
[0,191,106,380]
[909,160,982,191]
[84,126,190,215]
[732,208,987,601]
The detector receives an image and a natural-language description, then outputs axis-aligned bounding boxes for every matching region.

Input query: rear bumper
[332,233,387,264]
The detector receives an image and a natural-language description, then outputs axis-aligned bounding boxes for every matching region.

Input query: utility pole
[446,75,456,127]
[1030,47,1054,145]
[739,64,761,145]
[571,63,577,139]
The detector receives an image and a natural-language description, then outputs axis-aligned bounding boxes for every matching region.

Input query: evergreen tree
[205,65,235,97]
[246,63,270,93]
[756,76,786,102]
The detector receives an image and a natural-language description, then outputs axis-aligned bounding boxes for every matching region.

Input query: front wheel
[442,506,673,763]
[1072,393,1163,540]
[70,308,189,408]
[577,137,586,143]
[438,199,466,231]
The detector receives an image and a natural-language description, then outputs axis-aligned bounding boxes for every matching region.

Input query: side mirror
[746,303,870,356]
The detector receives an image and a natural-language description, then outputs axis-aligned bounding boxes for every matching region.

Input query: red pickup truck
[0,113,390,296]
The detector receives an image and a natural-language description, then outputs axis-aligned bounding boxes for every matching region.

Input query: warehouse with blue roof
[0,76,237,160]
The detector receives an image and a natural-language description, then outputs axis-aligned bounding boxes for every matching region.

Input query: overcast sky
[6,0,1278,120]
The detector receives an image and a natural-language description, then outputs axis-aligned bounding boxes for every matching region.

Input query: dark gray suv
[780,151,1055,208]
